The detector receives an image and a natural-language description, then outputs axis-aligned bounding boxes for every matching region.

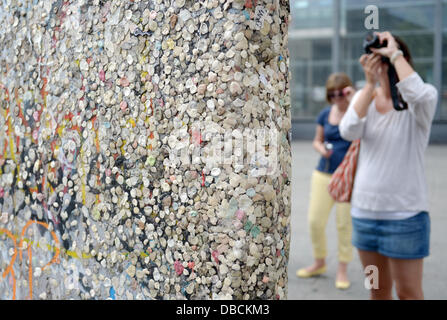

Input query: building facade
[290,0,447,142]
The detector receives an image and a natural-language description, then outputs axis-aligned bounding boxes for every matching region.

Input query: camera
[362,32,408,111]
[363,32,389,63]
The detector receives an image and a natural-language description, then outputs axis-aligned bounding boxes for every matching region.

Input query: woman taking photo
[339,31,438,300]
[296,73,355,290]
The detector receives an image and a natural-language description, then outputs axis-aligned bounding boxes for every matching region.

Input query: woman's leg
[389,258,424,300]
[357,249,393,300]
[381,212,429,300]
[303,171,335,272]
[335,202,353,284]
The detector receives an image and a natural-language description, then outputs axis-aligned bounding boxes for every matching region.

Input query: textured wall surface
[0,0,291,300]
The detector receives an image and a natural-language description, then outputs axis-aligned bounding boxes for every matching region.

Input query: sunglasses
[328,90,345,99]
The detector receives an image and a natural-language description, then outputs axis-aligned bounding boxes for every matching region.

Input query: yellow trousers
[307,170,353,263]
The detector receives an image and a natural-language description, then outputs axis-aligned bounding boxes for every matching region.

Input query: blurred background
[287,0,447,299]
[289,0,447,143]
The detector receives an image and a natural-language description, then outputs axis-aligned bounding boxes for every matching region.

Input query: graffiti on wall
[0,0,291,299]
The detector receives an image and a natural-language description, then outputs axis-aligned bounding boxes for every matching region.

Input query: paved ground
[287,141,447,300]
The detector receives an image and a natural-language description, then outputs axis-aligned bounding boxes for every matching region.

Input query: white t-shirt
[339,72,438,219]
[350,207,420,220]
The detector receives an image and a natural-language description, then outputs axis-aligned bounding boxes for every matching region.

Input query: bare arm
[393,55,414,81]
[313,125,331,158]
[339,91,367,141]
[353,83,375,119]
[352,54,382,119]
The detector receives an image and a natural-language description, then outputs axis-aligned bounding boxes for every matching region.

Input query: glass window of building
[289,0,446,121]
[289,0,334,119]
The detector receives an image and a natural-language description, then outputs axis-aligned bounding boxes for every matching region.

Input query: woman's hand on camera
[370,31,399,58]
[360,54,382,85]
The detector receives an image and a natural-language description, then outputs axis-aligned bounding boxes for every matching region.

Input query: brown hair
[325,72,353,103]
[393,35,413,67]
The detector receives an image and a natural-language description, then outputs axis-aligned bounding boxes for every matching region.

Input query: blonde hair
[325,73,353,103]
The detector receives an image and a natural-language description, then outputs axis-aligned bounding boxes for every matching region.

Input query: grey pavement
[287,141,447,300]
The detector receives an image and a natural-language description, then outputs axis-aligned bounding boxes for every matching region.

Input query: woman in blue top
[296,73,356,290]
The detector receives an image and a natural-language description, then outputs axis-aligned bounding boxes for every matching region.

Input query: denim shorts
[351,211,430,259]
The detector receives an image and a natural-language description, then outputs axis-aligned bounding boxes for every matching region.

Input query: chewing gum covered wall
[0,0,291,300]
